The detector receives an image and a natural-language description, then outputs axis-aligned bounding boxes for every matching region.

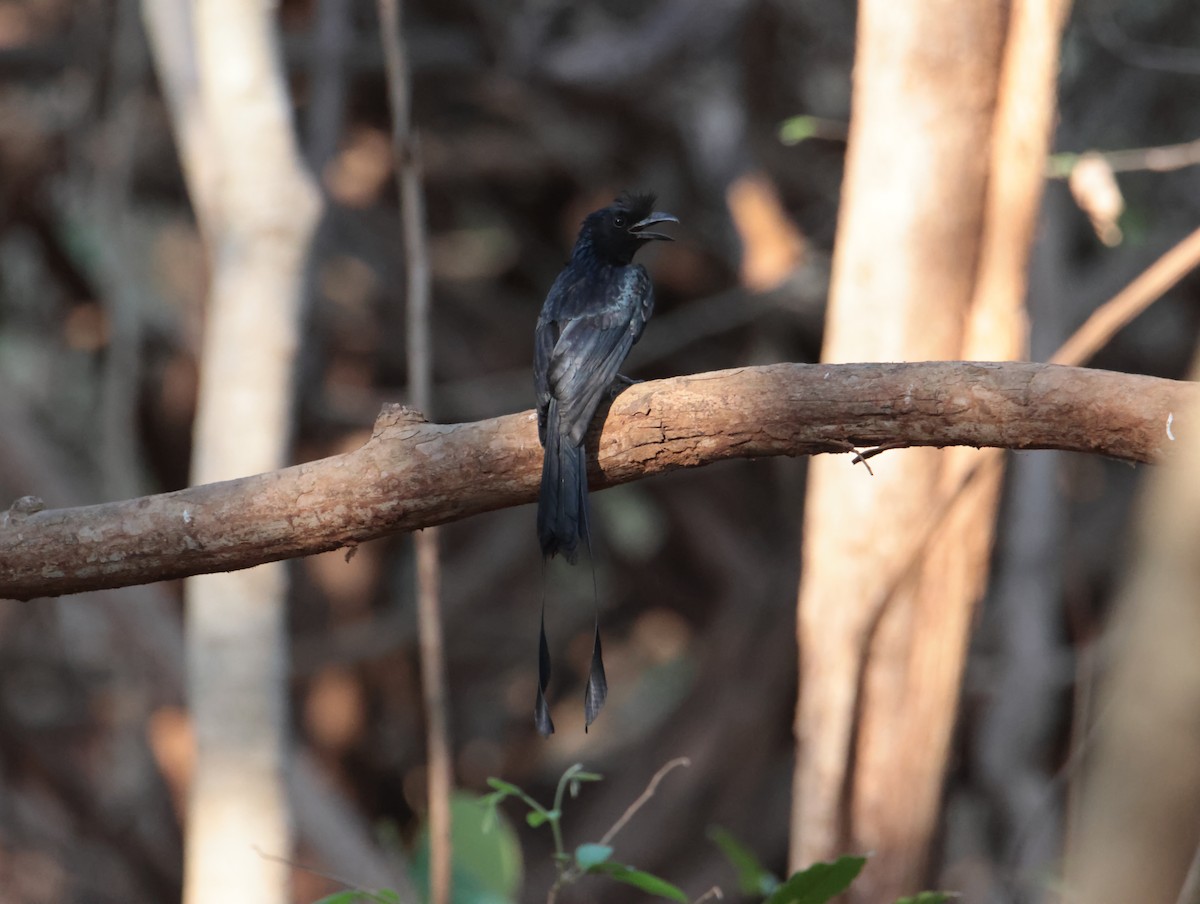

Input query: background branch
[1,361,1190,602]
[377,0,453,901]
[1050,224,1200,366]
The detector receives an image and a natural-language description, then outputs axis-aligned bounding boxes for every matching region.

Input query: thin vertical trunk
[378,2,453,902]
[1064,344,1200,904]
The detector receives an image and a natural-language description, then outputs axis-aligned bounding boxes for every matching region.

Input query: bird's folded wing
[549,314,639,447]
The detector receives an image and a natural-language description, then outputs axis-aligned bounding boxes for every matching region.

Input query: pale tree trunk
[142,5,418,897]
[790,2,1070,900]
[154,2,323,903]
[1063,348,1200,904]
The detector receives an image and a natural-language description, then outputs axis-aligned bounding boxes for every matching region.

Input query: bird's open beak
[630,211,679,242]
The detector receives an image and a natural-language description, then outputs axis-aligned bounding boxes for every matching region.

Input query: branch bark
[0,361,1189,602]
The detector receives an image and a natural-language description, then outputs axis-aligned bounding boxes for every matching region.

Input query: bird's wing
[547,269,652,446]
[550,317,636,446]
[534,318,558,443]
[535,268,581,442]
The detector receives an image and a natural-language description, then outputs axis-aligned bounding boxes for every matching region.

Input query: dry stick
[1060,633,1098,904]
[598,757,691,847]
[1048,138,1200,178]
[546,758,692,904]
[96,0,150,502]
[377,3,452,904]
[853,223,1200,729]
[1050,225,1200,367]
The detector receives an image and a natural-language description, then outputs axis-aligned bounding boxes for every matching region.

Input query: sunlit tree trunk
[790,2,1069,899]
[146,2,323,903]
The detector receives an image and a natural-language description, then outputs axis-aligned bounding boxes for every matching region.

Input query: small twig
[1047,139,1200,179]
[377,3,451,904]
[691,887,724,904]
[251,847,397,904]
[1049,225,1200,366]
[95,0,150,502]
[599,757,691,847]
[549,765,585,866]
[851,441,911,468]
[545,759,691,904]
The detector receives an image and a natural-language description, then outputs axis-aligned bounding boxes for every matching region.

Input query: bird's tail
[537,399,588,563]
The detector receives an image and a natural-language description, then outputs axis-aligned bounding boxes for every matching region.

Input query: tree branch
[1,361,1190,601]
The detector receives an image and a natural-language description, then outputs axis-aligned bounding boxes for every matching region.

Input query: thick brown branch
[0,362,1191,600]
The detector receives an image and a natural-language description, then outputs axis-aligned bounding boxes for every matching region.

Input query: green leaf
[575,843,614,870]
[526,808,560,829]
[895,893,957,904]
[568,770,604,798]
[479,792,505,833]
[486,778,525,798]
[588,862,688,903]
[707,826,778,895]
[311,893,400,904]
[480,810,497,833]
[779,115,819,146]
[560,763,604,799]
[764,855,867,904]
[410,792,523,904]
[1046,152,1077,179]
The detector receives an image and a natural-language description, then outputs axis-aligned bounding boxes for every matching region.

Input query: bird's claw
[607,374,643,399]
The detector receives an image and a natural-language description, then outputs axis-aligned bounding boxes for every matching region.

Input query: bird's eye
[613,215,626,229]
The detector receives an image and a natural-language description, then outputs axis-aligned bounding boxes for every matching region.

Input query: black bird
[533,191,678,735]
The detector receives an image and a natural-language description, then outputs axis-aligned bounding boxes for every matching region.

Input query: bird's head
[580,191,679,265]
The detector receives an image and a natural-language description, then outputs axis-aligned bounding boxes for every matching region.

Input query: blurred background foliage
[0,0,1198,901]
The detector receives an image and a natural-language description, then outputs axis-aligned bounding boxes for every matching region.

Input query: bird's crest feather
[615,191,656,221]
